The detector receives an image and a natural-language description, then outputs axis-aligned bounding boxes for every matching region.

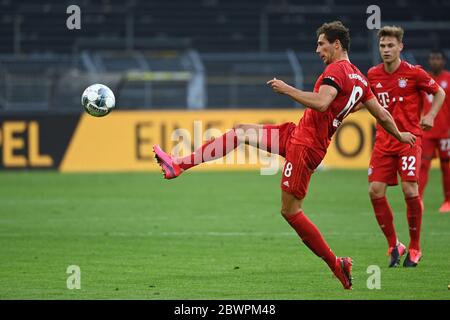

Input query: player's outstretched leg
[153,144,183,179]
[439,158,450,213]
[153,124,265,179]
[281,191,352,290]
[369,182,405,267]
[402,182,423,267]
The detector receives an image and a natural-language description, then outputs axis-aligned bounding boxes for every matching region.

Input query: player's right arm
[267,78,337,112]
[364,97,416,146]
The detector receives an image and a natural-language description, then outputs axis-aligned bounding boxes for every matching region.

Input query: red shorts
[261,122,296,157]
[263,122,322,199]
[422,137,450,160]
[368,144,422,186]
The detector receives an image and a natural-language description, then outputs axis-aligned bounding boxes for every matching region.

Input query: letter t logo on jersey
[377,92,390,108]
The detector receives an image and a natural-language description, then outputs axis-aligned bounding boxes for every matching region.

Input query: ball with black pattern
[81,84,116,117]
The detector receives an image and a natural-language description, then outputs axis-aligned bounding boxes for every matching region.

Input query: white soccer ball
[81,84,116,117]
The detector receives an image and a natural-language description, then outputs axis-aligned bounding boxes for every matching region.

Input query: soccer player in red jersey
[419,50,450,213]
[367,27,446,267]
[154,21,416,290]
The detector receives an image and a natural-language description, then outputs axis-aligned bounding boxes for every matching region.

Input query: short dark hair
[429,49,447,60]
[378,25,404,43]
[316,21,351,52]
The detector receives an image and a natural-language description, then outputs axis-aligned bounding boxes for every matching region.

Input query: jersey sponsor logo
[440,80,447,89]
[377,92,390,108]
[428,78,436,86]
[407,170,415,177]
[398,78,408,88]
[283,181,290,187]
[376,82,383,88]
[348,73,368,87]
[368,166,373,176]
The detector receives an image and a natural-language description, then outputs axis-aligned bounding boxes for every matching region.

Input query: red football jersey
[291,59,374,157]
[422,70,450,139]
[368,60,440,153]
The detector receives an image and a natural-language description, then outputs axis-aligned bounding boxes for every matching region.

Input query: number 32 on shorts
[401,156,416,171]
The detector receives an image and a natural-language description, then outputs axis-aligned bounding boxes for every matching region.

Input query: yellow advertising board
[0,110,440,172]
[60,109,383,172]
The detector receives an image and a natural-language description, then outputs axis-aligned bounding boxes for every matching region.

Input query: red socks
[284,211,336,271]
[406,196,422,250]
[177,129,239,171]
[370,197,397,248]
[440,159,450,201]
[420,158,450,201]
[371,195,422,251]
[419,158,431,198]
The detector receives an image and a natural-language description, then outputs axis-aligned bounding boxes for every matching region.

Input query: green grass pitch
[0,169,449,299]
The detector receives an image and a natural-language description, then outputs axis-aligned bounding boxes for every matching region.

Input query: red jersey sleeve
[416,66,440,94]
[362,86,375,103]
[321,63,345,92]
[367,67,375,86]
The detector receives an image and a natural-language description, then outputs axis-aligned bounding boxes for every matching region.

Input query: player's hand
[267,78,291,94]
[420,114,434,131]
[399,132,416,147]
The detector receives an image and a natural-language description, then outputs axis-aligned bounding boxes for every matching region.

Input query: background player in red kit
[153,21,416,290]
[367,27,446,268]
[419,50,450,213]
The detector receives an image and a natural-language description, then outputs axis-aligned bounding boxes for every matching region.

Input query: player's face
[379,36,403,63]
[428,53,445,73]
[316,34,335,65]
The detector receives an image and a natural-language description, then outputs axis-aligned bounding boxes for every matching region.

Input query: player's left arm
[416,67,446,131]
[420,86,446,131]
[267,78,337,112]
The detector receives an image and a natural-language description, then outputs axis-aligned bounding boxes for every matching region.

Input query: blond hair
[378,26,404,42]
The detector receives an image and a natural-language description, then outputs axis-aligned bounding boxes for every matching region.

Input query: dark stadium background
[0,0,448,112]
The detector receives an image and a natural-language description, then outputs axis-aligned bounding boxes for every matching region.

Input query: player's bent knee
[280,203,301,218]
[368,185,385,199]
[280,208,297,218]
[402,189,418,198]
[234,124,251,144]
[280,190,303,217]
[402,183,419,198]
